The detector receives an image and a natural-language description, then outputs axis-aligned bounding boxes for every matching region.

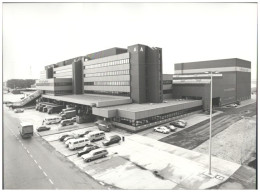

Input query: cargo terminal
[30,44,251,132]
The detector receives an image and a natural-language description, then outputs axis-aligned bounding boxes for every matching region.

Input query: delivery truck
[61,110,76,120]
[18,122,34,138]
[48,105,64,114]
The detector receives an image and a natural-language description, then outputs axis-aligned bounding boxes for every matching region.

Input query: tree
[6,79,36,89]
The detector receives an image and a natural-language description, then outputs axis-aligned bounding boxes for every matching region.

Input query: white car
[14,108,24,113]
[230,104,238,107]
[177,119,187,126]
[154,126,170,134]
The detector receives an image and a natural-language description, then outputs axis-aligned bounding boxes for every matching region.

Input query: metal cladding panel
[218,72,236,105]
[92,107,117,118]
[146,47,163,103]
[128,44,146,103]
[134,100,202,119]
[163,84,172,90]
[163,74,173,80]
[172,84,207,98]
[236,71,251,100]
[236,58,251,68]
[175,59,237,71]
[54,86,73,91]
[96,98,132,107]
[85,47,127,60]
[117,110,136,119]
[46,68,53,79]
[163,94,172,99]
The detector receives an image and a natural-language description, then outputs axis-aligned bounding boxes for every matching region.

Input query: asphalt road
[160,103,256,150]
[3,110,107,189]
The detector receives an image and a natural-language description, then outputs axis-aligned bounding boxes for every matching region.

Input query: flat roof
[100,99,201,112]
[93,99,203,119]
[42,94,132,107]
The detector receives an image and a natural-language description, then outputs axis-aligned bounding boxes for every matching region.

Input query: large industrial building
[172,58,251,109]
[35,44,251,132]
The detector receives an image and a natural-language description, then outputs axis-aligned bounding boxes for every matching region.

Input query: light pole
[204,71,219,175]
[209,71,213,175]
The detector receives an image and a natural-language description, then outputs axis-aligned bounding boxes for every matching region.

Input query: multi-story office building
[36,45,251,131]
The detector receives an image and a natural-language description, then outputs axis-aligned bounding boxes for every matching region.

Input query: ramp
[12,90,42,109]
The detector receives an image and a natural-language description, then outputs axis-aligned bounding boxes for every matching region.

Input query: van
[60,119,74,126]
[68,137,89,150]
[87,131,105,142]
[97,123,111,132]
[82,148,108,162]
[45,116,62,125]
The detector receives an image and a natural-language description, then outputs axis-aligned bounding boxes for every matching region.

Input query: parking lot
[4,93,255,189]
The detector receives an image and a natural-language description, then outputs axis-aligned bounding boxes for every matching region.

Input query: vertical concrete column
[72,60,83,94]
[128,44,146,103]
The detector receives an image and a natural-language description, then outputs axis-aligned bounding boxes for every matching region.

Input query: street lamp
[204,71,219,175]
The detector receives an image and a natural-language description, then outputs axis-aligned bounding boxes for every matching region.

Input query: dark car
[59,134,71,142]
[102,135,121,146]
[170,121,185,128]
[37,126,51,132]
[77,145,99,157]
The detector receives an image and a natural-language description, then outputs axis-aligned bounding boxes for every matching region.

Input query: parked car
[60,119,74,127]
[14,108,24,113]
[59,134,72,142]
[154,126,170,134]
[102,135,121,146]
[71,117,77,122]
[37,126,51,132]
[82,148,108,162]
[177,119,187,126]
[165,125,176,132]
[230,104,238,107]
[77,144,100,157]
[170,121,185,128]
[63,134,78,142]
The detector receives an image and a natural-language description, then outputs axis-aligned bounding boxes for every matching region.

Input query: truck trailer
[18,122,34,138]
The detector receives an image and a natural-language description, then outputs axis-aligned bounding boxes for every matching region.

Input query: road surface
[160,103,256,150]
[3,109,107,189]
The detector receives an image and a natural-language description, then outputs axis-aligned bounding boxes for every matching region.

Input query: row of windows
[112,106,202,127]
[84,70,130,78]
[84,81,130,86]
[84,58,129,69]
[163,89,172,94]
[84,90,130,97]
[53,69,72,74]
[36,82,72,86]
[163,80,172,85]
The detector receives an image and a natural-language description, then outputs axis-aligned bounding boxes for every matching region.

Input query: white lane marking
[34,160,38,164]
[21,143,24,146]
[30,154,33,158]
[38,165,42,170]
[23,146,27,150]
[19,140,22,143]
[99,181,105,186]
[26,149,30,154]
[49,179,54,185]
[43,171,48,177]
[35,132,40,136]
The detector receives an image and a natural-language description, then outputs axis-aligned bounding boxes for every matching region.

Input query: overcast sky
[3,3,257,81]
